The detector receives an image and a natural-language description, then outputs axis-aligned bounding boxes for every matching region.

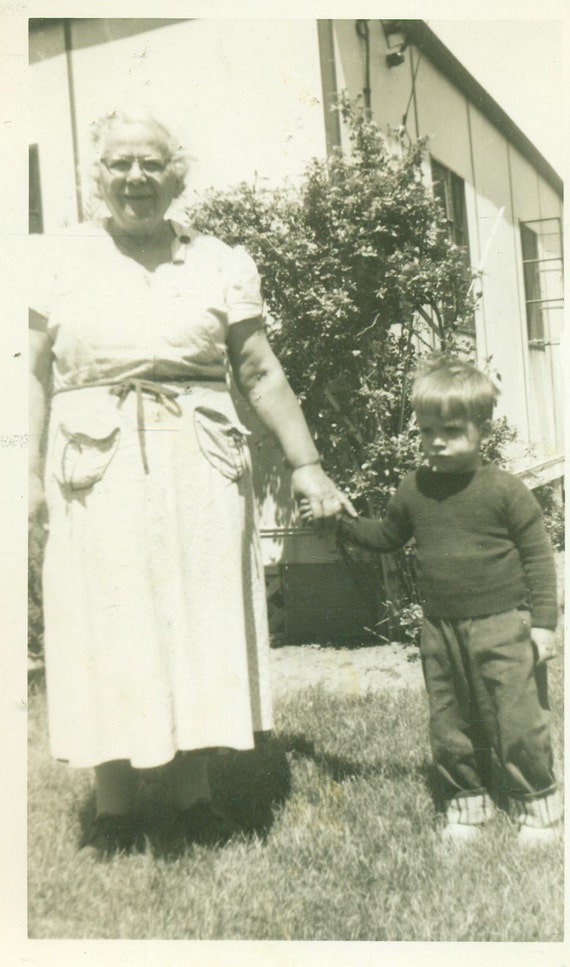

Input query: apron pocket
[193,405,250,481]
[53,423,121,491]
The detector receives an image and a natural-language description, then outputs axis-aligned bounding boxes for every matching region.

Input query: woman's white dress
[30,220,273,768]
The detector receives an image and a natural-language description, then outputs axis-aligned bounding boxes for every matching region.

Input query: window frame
[520,217,563,349]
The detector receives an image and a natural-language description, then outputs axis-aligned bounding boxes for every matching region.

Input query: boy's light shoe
[441,822,481,845]
[517,824,559,848]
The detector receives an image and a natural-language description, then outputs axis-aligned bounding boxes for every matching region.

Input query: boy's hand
[293,467,356,522]
[297,497,313,522]
[531,627,557,664]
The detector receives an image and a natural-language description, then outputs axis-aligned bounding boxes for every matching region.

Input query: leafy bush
[479,415,518,468]
[533,482,565,551]
[190,99,475,519]
[188,98,486,641]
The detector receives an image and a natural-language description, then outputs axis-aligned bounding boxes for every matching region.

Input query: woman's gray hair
[88,104,190,199]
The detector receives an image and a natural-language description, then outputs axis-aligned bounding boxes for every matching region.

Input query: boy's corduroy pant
[421,609,561,828]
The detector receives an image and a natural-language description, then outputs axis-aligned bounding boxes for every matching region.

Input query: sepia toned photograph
[24,11,563,947]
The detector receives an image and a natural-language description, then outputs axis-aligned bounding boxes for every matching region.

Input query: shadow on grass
[76,733,293,860]
[209,733,292,835]
[279,732,529,820]
[280,730,443,809]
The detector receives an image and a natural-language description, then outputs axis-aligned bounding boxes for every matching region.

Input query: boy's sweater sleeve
[505,477,558,630]
[337,487,413,553]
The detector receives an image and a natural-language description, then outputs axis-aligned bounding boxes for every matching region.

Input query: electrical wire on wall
[380,21,423,146]
[399,45,423,146]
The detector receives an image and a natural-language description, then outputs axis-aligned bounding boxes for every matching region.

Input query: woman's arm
[227,318,354,519]
[29,314,52,519]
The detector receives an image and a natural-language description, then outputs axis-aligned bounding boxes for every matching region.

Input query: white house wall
[29,22,78,230]
[413,55,474,177]
[30,18,327,229]
[467,107,534,452]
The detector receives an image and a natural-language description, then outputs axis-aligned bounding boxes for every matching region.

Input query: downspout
[317,20,342,154]
[355,20,372,114]
[63,19,83,221]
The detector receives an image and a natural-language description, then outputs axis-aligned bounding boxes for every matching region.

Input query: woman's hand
[292,464,356,522]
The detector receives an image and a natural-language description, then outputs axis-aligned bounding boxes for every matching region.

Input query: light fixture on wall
[381,20,408,68]
[386,46,407,68]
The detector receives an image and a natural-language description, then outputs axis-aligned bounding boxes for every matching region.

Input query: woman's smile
[98,120,179,238]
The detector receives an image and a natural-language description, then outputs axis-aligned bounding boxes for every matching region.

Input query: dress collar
[169,219,197,264]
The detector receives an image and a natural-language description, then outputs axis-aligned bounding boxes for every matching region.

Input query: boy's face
[415,412,489,473]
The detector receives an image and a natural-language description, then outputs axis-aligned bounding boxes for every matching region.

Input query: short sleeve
[223,245,264,324]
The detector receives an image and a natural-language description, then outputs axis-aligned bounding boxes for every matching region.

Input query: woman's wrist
[288,456,322,471]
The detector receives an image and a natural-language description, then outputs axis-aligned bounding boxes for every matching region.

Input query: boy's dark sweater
[339,464,557,629]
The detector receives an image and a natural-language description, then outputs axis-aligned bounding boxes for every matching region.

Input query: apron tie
[53,377,184,474]
[108,379,182,474]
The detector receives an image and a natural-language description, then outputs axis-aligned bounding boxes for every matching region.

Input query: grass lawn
[28,637,564,941]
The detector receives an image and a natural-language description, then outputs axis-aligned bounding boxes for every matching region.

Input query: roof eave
[382,20,562,198]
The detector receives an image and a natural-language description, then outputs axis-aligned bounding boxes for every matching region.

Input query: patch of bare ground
[270,641,422,697]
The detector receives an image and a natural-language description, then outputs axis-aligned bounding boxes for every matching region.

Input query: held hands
[531,627,557,664]
[292,463,356,523]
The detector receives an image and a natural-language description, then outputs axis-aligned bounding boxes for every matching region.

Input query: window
[520,218,563,347]
[430,158,473,331]
[29,144,43,234]
[431,159,470,254]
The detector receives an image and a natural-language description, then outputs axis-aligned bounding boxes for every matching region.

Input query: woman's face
[97,120,180,239]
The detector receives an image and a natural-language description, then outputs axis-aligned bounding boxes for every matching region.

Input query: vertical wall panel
[68,19,327,206]
[29,22,78,230]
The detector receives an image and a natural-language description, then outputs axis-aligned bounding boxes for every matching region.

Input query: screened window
[520,218,563,347]
[29,144,43,234]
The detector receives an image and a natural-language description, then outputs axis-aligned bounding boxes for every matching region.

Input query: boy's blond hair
[411,356,499,427]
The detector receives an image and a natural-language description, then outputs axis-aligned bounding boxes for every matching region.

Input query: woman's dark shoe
[80,812,144,859]
[180,800,238,847]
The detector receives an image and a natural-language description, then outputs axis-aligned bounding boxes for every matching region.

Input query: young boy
[335,356,561,845]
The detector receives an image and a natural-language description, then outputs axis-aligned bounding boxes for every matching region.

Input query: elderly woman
[29,106,352,856]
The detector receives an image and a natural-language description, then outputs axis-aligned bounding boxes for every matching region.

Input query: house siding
[325,19,563,476]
